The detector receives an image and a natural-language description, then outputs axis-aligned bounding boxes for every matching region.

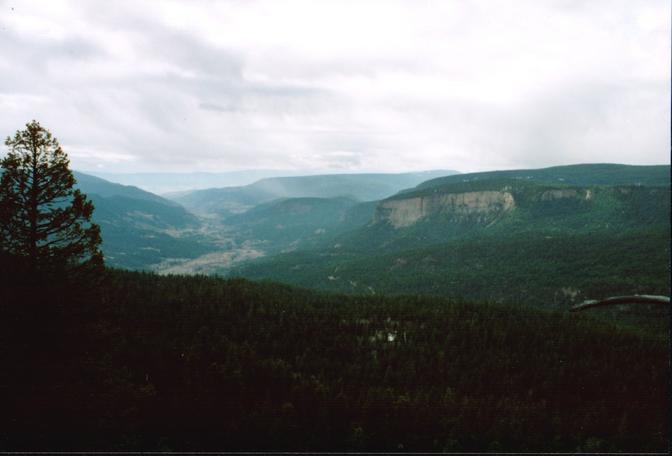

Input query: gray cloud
[0,0,668,174]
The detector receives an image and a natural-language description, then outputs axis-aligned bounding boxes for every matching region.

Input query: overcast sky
[1,0,669,174]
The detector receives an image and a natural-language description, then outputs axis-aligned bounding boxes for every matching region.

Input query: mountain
[230,164,670,306]
[76,164,670,286]
[223,197,376,254]
[352,176,670,251]
[86,170,310,194]
[410,163,670,192]
[74,172,174,204]
[73,172,214,270]
[76,170,456,273]
[5,165,666,452]
[169,170,459,218]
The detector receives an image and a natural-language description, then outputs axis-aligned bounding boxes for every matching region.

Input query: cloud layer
[0,0,669,173]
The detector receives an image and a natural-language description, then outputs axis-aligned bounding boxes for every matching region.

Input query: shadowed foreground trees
[0,122,105,451]
[1,270,667,452]
[0,123,667,452]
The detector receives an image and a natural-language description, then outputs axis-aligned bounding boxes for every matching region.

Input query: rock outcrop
[375,191,516,228]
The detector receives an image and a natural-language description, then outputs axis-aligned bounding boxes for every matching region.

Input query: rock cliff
[375,190,516,228]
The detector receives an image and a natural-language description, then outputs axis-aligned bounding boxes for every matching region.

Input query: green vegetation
[223,197,376,254]
[73,172,182,205]
[232,230,670,313]
[1,269,668,451]
[1,153,669,451]
[0,121,102,276]
[232,179,670,309]
[73,171,215,270]
[171,170,458,217]
[90,204,215,270]
[413,163,671,191]
[68,165,671,273]
[361,181,670,253]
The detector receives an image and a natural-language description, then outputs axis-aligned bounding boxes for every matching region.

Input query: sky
[0,0,669,174]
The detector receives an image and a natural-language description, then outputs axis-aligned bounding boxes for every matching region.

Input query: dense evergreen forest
[2,0,670,449]
[234,229,670,310]
[1,264,668,452]
[231,179,671,303]
[1,140,669,452]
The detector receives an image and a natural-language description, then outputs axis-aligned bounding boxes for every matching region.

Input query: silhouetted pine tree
[0,120,102,284]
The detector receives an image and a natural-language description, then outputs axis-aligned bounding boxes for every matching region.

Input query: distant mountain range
[85,170,312,194]
[73,169,459,270]
[73,163,670,308]
[227,164,670,306]
[411,163,671,190]
[86,169,460,195]
[169,170,459,217]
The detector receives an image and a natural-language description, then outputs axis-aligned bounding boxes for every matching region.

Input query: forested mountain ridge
[169,170,459,218]
[74,172,182,205]
[231,167,670,306]
[87,170,309,194]
[410,163,670,192]
[74,171,200,231]
[369,178,669,239]
[239,176,670,258]
[222,196,375,254]
[73,171,215,270]
[1,163,669,452]
[69,165,670,288]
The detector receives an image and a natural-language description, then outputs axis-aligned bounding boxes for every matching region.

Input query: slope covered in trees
[231,176,670,307]
[1,270,668,452]
[232,229,670,310]
[222,196,377,254]
[72,171,217,270]
[411,163,670,191]
[170,170,458,218]
[2,152,669,451]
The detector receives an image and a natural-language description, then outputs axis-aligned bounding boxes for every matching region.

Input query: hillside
[223,197,375,254]
[74,172,215,270]
[87,170,308,194]
[1,269,668,451]
[360,178,671,250]
[411,163,670,191]
[74,172,177,204]
[2,164,669,452]
[234,230,670,309]
[170,170,458,218]
[72,165,670,283]
[231,168,670,306]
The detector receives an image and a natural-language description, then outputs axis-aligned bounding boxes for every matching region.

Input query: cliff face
[375,191,516,228]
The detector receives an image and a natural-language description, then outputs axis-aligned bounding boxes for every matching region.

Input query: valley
[80,163,670,312]
[4,163,670,450]
[79,170,454,273]
[4,2,668,451]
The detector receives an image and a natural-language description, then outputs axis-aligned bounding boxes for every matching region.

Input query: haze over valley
[73,163,670,310]
[1,0,669,452]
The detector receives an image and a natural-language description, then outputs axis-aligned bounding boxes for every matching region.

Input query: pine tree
[0,120,103,278]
